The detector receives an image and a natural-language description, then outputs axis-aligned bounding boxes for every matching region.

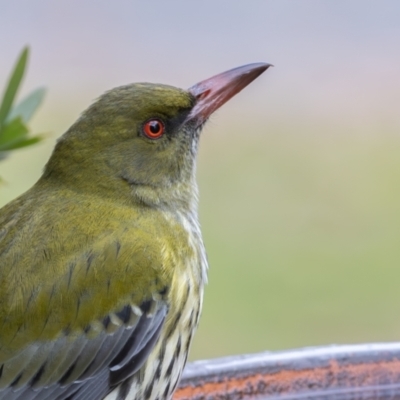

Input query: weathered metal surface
[174,343,400,399]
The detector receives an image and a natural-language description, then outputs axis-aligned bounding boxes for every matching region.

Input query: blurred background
[1,1,400,360]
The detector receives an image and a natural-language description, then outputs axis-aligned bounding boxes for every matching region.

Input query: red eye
[143,119,165,139]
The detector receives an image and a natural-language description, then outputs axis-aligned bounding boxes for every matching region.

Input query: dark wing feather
[0,302,167,400]
[110,306,166,386]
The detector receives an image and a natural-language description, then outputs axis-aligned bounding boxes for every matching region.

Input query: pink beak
[187,63,271,126]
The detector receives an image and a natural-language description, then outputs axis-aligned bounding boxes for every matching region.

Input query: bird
[0,62,270,400]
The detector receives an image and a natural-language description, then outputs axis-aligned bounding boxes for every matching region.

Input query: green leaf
[0,47,29,128]
[0,117,28,146]
[0,136,42,151]
[7,87,46,124]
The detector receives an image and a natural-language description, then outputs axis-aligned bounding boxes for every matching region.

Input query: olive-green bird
[0,63,270,400]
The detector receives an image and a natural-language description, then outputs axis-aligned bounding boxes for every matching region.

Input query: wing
[0,301,167,400]
[0,193,179,399]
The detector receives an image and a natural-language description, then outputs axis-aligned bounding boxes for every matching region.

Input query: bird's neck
[39,164,199,222]
[130,174,199,218]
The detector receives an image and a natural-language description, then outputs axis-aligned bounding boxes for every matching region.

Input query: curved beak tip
[187,62,272,125]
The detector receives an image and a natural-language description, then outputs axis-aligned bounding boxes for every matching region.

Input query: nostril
[196,89,211,101]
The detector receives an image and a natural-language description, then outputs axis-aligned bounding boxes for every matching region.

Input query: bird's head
[43,63,270,209]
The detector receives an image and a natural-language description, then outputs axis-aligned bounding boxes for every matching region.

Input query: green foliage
[0,47,46,162]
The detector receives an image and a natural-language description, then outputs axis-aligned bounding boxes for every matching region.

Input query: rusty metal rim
[175,343,400,399]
